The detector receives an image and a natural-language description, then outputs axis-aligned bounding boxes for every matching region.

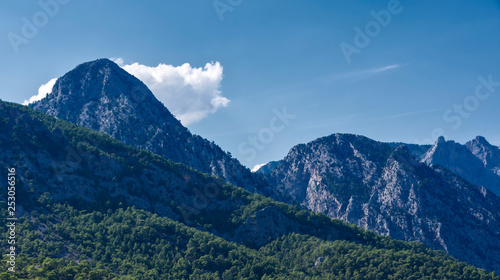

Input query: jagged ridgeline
[1,101,498,279]
[261,133,500,273]
[423,136,500,197]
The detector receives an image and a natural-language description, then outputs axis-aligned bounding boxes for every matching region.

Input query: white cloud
[110,57,124,66]
[23,78,57,105]
[115,59,229,126]
[251,163,267,173]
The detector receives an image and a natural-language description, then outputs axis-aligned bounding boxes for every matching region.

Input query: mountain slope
[386,142,432,160]
[29,58,277,198]
[2,101,497,278]
[0,100,338,245]
[466,136,500,173]
[423,136,500,196]
[6,205,498,279]
[263,133,500,272]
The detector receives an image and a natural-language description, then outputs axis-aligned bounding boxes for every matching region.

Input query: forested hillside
[0,101,497,279]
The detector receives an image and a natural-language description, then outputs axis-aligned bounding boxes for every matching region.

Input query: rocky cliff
[423,136,500,196]
[263,133,500,272]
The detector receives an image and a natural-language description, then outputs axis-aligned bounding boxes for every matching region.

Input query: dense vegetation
[0,100,498,279]
[0,203,497,280]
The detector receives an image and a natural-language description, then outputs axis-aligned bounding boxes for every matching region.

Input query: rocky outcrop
[30,59,278,199]
[264,133,500,272]
[467,136,500,178]
[423,136,500,197]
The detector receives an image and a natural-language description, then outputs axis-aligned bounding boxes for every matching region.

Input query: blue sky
[1,0,500,168]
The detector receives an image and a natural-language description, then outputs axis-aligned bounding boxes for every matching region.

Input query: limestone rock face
[30,59,277,198]
[263,133,500,272]
[466,136,500,172]
[422,136,500,196]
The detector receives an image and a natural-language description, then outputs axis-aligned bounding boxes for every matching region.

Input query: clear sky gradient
[1,0,500,168]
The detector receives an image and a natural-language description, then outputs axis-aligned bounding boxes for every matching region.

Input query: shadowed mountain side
[30,58,282,200]
[423,136,500,197]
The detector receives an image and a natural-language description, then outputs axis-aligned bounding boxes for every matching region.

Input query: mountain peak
[30,59,275,198]
[31,58,179,129]
[393,144,411,154]
[472,135,491,146]
[77,57,117,69]
[91,57,116,64]
[54,58,149,99]
[466,136,500,172]
[262,131,500,272]
[423,136,469,166]
[422,134,500,197]
[75,58,124,78]
[61,58,123,82]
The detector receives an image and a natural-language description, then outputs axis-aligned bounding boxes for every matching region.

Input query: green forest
[0,101,498,279]
[0,203,498,280]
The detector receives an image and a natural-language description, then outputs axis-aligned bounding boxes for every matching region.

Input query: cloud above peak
[23,78,57,105]
[27,59,229,126]
[115,59,229,126]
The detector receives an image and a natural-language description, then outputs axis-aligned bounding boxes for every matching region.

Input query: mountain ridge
[3,100,497,278]
[30,58,281,200]
[423,136,500,197]
[262,133,500,272]
[24,58,500,273]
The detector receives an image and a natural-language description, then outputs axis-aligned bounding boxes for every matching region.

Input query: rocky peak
[466,136,500,170]
[422,136,500,197]
[385,142,432,160]
[32,58,181,131]
[30,59,276,198]
[474,135,490,145]
[390,145,420,168]
[264,133,500,272]
[422,137,475,166]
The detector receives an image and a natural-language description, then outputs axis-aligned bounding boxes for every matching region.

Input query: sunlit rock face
[263,133,500,272]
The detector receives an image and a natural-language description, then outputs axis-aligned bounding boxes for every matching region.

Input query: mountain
[467,136,500,172]
[29,58,278,199]
[386,142,432,160]
[262,133,500,272]
[0,100,388,249]
[466,136,500,173]
[2,101,496,279]
[423,136,500,197]
[20,58,500,273]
